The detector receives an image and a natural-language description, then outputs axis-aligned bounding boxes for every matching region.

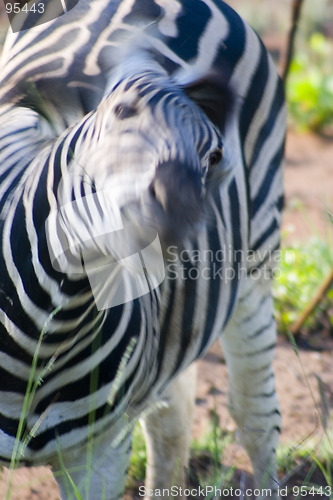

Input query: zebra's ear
[181,74,234,132]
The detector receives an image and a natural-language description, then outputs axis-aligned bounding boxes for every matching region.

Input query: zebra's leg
[50,418,132,500]
[220,274,281,499]
[140,363,197,499]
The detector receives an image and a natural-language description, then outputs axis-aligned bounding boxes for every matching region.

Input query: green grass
[277,443,333,500]
[287,33,333,133]
[126,424,147,489]
[273,236,333,334]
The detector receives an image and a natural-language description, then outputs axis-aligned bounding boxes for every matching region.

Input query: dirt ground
[1,129,332,500]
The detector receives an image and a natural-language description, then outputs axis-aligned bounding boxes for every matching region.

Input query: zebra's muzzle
[147,160,203,246]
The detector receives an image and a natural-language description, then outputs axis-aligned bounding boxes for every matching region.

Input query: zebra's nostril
[149,182,156,199]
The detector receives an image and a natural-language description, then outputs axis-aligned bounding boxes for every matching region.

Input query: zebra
[0,0,286,498]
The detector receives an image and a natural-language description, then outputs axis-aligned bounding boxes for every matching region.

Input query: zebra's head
[72,52,233,250]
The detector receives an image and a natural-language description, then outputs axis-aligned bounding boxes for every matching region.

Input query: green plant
[126,423,147,487]
[287,32,333,132]
[273,237,333,333]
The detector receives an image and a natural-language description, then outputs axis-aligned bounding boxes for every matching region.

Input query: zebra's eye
[208,149,223,168]
[114,103,137,120]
